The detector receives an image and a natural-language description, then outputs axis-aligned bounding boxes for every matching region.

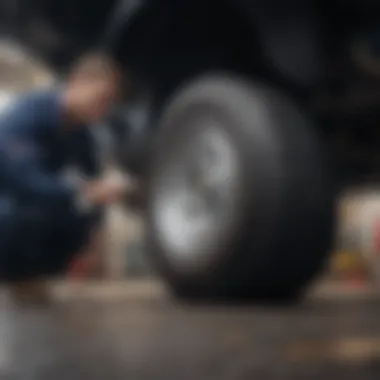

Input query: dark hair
[72,51,121,77]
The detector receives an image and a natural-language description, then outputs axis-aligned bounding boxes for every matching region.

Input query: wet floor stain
[288,337,380,363]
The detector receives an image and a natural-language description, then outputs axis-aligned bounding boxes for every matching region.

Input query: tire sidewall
[145,74,333,296]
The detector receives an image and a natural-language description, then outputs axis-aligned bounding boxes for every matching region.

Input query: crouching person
[0,52,132,304]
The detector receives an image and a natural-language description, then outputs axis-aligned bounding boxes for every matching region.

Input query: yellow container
[329,250,368,282]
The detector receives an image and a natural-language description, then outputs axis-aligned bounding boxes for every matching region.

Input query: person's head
[63,52,125,125]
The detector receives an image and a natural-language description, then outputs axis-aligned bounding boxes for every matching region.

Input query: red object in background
[68,256,91,279]
[67,227,106,279]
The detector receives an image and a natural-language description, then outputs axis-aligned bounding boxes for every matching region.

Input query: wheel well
[109,1,261,175]
[113,0,259,109]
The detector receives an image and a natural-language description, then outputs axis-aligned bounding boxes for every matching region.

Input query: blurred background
[1,1,380,379]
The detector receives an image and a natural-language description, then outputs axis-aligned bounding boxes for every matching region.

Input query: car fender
[231,0,324,89]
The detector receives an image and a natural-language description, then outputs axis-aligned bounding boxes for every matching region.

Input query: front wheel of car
[145,74,335,301]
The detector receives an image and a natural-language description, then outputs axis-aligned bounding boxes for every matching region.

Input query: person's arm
[0,137,76,206]
[70,128,137,211]
[70,128,106,223]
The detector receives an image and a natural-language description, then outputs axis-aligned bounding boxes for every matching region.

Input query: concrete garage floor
[0,280,379,380]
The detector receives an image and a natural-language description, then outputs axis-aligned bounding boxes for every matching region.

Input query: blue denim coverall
[0,89,103,280]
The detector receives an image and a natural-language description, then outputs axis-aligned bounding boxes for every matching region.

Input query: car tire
[145,74,335,301]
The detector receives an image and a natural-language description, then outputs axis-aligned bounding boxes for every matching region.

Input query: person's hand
[82,176,131,206]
